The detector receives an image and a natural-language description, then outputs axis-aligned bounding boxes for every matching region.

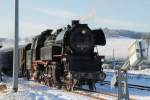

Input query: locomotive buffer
[111,40,148,100]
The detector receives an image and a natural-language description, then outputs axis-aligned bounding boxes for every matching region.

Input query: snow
[0,77,100,100]
[0,70,150,100]
[104,69,150,87]
[128,69,150,75]
[103,69,150,100]
[95,82,150,100]
[104,68,150,76]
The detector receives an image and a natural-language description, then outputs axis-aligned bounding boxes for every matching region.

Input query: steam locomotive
[0,20,106,91]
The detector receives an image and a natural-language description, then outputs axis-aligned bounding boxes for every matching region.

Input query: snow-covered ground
[103,69,150,100]
[0,77,98,100]
[104,68,150,76]
[0,74,150,100]
[80,74,150,100]
[95,82,150,100]
[104,69,150,87]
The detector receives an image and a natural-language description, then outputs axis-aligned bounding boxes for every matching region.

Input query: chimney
[72,20,79,26]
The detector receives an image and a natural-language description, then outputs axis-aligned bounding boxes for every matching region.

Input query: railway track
[30,80,138,100]
[71,86,136,100]
[58,80,149,100]
[72,87,117,100]
[104,81,150,91]
[28,79,148,99]
[128,84,150,91]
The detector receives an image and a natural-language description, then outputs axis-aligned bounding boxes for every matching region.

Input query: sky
[0,0,150,38]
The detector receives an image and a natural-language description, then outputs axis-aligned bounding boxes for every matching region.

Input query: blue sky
[0,0,150,38]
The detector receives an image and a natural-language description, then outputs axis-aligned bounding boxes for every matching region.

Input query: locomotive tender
[0,20,106,91]
[0,44,31,76]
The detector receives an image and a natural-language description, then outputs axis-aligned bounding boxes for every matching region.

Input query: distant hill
[103,28,150,39]
[0,38,6,42]
[0,38,7,47]
[0,35,33,47]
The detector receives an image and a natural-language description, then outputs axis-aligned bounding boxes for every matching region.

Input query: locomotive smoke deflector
[92,29,106,46]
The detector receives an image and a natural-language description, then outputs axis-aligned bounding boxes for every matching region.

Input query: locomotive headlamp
[67,72,72,79]
[62,57,67,62]
[81,30,86,35]
[101,58,105,62]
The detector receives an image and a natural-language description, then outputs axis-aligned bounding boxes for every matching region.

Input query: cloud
[0,21,13,38]
[20,21,54,37]
[80,8,96,22]
[34,7,147,31]
[34,7,98,22]
[21,22,50,30]
[94,17,147,29]
[34,8,79,19]
[19,8,149,38]
[20,18,148,38]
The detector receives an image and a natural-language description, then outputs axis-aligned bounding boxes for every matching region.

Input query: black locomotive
[0,20,106,91]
